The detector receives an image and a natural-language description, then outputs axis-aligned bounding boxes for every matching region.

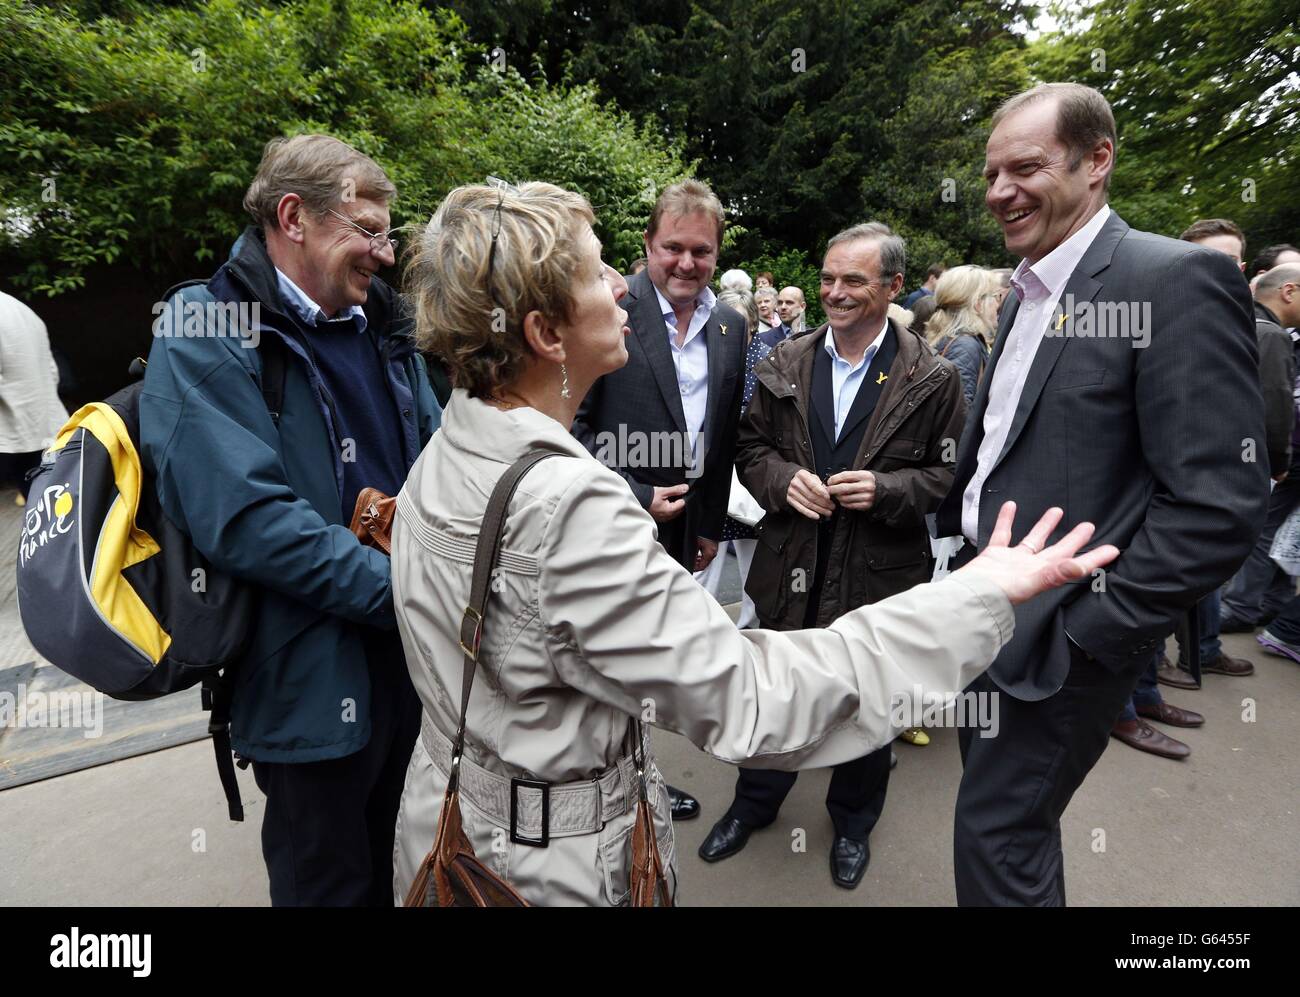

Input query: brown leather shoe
[1156,658,1200,690]
[1136,700,1204,728]
[1110,718,1191,760]
[1200,653,1255,677]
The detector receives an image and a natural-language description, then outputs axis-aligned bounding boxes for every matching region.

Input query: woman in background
[925,265,1000,406]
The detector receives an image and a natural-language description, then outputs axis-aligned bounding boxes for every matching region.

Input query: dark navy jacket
[140,229,441,761]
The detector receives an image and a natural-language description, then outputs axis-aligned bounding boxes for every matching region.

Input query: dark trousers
[1221,473,1300,623]
[0,450,41,494]
[953,647,1145,906]
[251,632,420,906]
[726,747,892,841]
[1118,650,1164,722]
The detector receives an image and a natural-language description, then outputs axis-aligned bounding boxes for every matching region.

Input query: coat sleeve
[1063,249,1270,665]
[536,468,1014,769]
[867,364,966,529]
[735,361,802,513]
[140,329,397,628]
[1257,323,1294,476]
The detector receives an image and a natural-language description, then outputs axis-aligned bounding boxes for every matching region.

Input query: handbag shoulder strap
[448,449,559,791]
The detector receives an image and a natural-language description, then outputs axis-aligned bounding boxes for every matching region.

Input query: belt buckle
[509,777,550,847]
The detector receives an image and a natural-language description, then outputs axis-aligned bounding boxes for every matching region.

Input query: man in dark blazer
[574,179,746,574]
[935,83,1269,906]
[572,178,747,820]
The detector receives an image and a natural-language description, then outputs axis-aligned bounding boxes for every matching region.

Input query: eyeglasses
[324,208,398,254]
[485,176,517,312]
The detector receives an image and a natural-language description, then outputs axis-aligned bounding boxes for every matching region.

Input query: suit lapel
[627,273,688,434]
[701,305,727,451]
[991,212,1128,470]
[992,273,1099,468]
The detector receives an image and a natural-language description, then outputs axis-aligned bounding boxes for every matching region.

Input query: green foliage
[1028,0,1299,256]
[0,0,691,293]
[736,247,825,327]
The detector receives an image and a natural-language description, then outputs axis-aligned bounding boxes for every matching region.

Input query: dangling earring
[560,363,572,399]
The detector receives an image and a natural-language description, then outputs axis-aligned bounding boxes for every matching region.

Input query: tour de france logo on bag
[19,483,76,567]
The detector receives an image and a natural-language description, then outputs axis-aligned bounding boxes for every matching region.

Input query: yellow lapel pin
[876,372,888,385]
[720,324,728,336]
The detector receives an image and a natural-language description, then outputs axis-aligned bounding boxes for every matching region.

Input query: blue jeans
[1265,594,1300,645]
[1175,590,1222,664]
[1221,473,1300,623]
[1118,651,1164,722]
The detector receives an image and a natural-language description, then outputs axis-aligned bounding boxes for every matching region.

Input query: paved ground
[3,495,1297,905]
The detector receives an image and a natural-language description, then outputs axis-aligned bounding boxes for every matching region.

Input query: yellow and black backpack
[16,281,286,820]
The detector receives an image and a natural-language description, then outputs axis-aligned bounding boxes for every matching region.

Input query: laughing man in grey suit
[934,83,1269,906]
[572,179,747,823]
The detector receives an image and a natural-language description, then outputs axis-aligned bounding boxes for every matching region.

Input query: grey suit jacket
[572,270,747,568]
[936,211,1269,700]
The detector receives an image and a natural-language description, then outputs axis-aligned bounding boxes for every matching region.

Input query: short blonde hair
[405,182,597,399]
[924,265,999,345]
[243,134,396,229]
[647,179,724,248]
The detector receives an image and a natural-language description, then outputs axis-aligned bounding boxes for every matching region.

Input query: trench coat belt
[420,711,641,839]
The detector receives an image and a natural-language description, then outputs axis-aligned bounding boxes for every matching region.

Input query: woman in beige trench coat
[390,182,1116,906]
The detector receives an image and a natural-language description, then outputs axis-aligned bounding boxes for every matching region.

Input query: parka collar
[757,318,936,398]
[437,388,594,466]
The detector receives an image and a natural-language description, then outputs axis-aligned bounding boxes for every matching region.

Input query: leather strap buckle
[459,607,483,658]
[509,777,550,847]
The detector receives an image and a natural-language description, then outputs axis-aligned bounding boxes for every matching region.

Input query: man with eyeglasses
[141,134,442,906]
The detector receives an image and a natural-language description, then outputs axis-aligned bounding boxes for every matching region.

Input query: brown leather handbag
[350,487,396,554]
[402,451,673,908]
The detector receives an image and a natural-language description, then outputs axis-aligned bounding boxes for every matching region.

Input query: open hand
[955,501,1118,606]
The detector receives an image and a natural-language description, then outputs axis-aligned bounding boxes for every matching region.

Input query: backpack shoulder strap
[257,334,288,426]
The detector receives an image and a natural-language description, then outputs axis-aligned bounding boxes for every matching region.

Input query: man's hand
[827,469,876,511]
[955,501,1119,606]
[649,484,689,522]
[694,537,718,572]
[787,469,834,520]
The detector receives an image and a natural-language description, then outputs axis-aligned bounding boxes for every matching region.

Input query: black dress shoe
[830,836,870,889]
[667,785,700,821]
[698,817,754,862]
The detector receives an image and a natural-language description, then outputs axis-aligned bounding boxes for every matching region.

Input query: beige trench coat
[391,389,1015,906]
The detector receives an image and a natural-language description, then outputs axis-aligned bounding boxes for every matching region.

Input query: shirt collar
[275,267,368,333]
[652,282,716,325]
[1011,204,1111,302]
[824,318,889,371]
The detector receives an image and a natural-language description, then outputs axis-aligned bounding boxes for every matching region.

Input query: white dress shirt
[275,268,367,334]
[961,205,1112,543]
[654,283,715,467]
[824,320,888,440]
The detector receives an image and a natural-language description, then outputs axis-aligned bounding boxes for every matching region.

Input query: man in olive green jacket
[699,222,966,889]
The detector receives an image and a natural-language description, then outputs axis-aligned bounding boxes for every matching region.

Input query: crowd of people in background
[4,78,1299,909]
